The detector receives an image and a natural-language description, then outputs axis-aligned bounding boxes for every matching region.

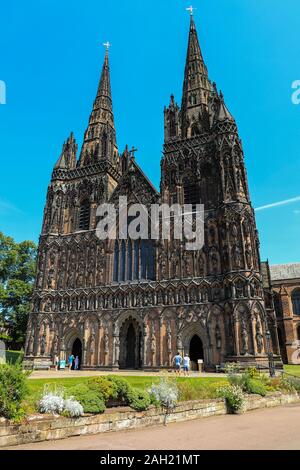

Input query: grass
[284,365,300,377]
[24,375,228,413]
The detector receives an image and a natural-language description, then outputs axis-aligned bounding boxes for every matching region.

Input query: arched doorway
[126,324,136,368]
[71,338,82,370]
[119,318,141,369]
[189,335,204,370]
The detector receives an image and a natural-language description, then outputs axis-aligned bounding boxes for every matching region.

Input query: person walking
[173,352,182,376]
[54,354,59,371]
[183,353,190,377]
[68,354,74,371]
[74,356,79,371]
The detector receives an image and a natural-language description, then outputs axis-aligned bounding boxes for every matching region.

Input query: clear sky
[0,0,299,265]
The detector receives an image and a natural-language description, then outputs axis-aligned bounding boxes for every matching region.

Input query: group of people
[173,352,191,376]
[67,354,80,370]
[53,354,80,370]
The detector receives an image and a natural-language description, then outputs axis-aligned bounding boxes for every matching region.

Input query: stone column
[234,319,240,356]
[142,323,147,367]
[159,317,164,367]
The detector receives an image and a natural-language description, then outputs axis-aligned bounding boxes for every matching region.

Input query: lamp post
[265,329,276,378]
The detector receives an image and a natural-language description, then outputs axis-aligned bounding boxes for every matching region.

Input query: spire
[181,13,212,137]
[217,91,235,122]
[79,46,118,166]
[54,132,77,170]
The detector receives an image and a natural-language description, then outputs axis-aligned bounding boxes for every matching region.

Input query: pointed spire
[54,132,77,169]
[181,14,212,136]
[217,91,235,122]
[79,46,118,166]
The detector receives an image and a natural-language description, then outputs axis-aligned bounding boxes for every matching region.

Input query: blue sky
[0,0,299,265]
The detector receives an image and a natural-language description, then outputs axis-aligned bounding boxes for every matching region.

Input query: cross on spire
[186,5,196,16]
[103,41,111,52]
[130,146,138,158]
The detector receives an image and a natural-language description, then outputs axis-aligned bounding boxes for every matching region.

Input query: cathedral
[24,15,282,370]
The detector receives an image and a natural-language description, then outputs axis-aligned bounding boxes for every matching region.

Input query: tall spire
[181,13,212,137]
[79,46,118,166]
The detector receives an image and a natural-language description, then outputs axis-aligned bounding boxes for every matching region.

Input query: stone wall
[0,392,299,448]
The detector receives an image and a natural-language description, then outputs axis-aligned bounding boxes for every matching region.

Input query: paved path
[29,370,226,379]
[6,404,300,450]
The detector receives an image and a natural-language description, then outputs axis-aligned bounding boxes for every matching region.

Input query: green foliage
[126,388,151,411]
[87,376,118,402]
[246,367,260,379]
[245,378,267,396]
[224,363,240,375]
[0,232,37,349]
[106,376,132,404]
[0,363,30,419]
[68,384,106,414]
[279,377,299,393]
[6,350,24,365]
[227,369,267,396]
[218,385,245,414]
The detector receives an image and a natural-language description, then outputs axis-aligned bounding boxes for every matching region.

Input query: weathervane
[186,5,196,16]
[103,41,111,52]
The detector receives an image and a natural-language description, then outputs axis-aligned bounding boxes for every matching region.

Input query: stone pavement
[6,404,300,450]
[28,369,226,379]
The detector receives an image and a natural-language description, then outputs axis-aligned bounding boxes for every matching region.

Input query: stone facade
[266,263,300,364]
[24,15,282,370]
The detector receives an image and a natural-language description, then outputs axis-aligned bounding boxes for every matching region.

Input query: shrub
[0,363,29,419]
[149,378,179,411]
[107,376,132,404]
[244,378,267,396]
[227,370,267,396]
[38,386,65,415]
[87,377,118,402]
[38,386,84,417]
[224,363,240,375]
[280,377,299,393]
[245,367,260,379]
[63,398,84,418]
[218,385,245,414]
[68,384,106,414]
[127,388,151,411]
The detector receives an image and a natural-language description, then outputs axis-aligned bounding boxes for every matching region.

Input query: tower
[160,13,281,366]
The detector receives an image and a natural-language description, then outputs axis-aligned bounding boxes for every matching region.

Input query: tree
[0,232,37,349]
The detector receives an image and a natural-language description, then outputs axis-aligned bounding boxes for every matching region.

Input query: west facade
[24,16,282,370]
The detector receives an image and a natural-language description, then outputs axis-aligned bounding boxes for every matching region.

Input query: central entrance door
[119,318,141,369]
[189,335,204,370]
[71,338,82,370]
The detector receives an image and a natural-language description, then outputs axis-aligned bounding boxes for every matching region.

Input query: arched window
[297,325,300,340]
[101,132,108,159]
[191,123,200,136]
[120,241,126,282]
[292,289,300,316]
[169,114,176,138]
[113,242,119,282]
[113,239,155,282]
[78,200,90,231]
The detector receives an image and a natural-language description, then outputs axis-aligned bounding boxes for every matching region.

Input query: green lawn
[284,365,300,377]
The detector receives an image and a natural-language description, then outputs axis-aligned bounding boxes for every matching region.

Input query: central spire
[181,14,212,137]
[79,46,118,167]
